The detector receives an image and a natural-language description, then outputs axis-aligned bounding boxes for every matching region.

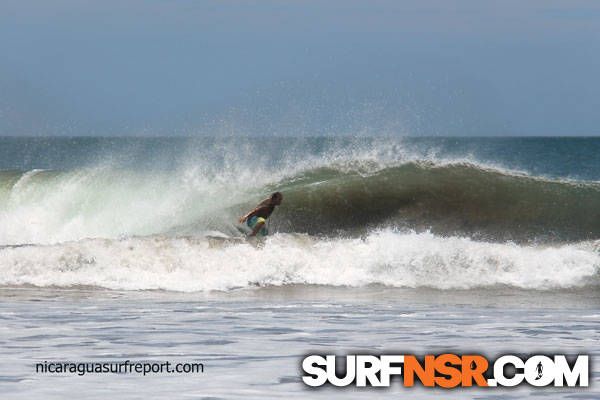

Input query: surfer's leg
[249,217,267,236]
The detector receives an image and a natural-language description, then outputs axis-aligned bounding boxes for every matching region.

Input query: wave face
[1,137,599,292]
[276,162,600,242]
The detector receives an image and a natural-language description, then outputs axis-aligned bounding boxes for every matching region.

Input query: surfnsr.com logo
[302,354,589,388]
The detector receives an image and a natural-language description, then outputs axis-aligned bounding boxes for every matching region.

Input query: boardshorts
[247,215,268,236]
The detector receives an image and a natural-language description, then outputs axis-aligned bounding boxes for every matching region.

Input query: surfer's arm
[239,201,271,223]
[248,220,265,237]
[238,208,257,223]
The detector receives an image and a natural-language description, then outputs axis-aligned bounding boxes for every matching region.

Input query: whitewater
[1,231,598,291]
[0,137,598,292]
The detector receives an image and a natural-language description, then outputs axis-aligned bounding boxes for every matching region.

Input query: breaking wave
[0,231,598,291]
[1,139,599,292]
[1,161,599,244]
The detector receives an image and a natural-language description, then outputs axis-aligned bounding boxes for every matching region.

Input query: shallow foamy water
[0,286,598,399]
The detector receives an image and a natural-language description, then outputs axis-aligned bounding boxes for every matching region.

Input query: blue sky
[1,0,599,136]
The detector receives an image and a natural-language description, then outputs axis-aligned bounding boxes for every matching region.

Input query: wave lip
[0,231,597,292]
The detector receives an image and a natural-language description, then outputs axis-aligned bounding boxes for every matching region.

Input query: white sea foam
[0,166,261,245]
[0,231,597,292]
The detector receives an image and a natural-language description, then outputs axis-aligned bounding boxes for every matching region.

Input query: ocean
[0,136,599,399]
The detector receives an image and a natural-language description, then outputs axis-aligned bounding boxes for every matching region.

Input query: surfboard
[205,235,264,248]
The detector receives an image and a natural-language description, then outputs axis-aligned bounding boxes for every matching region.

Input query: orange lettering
[461,355,489,387]
[403,355,435,386]
[434,354,462,388]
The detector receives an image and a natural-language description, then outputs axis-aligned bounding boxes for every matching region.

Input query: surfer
[535,361,543,380]
[238,192,283,237]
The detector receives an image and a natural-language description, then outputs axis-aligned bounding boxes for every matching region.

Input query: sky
[0,0,599,136]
